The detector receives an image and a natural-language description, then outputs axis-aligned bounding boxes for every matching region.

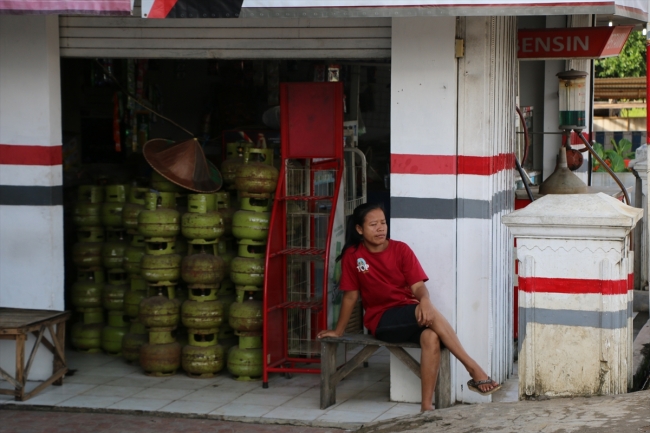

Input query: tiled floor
[0,347,423,426]
[0,347,520,427]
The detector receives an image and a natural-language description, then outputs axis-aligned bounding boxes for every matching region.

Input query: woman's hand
[317,329,342,339]
[416,298,436,327]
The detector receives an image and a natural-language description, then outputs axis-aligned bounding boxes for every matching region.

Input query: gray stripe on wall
[391,197,457,220]
[0,185,63,206]
[392,189,511,220]
[629,298,633,322]
[518,306,629,343]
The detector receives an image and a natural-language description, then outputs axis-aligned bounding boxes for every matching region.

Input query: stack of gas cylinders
[121,186,150,364]
[70,185,107,353]
[67,146,280,382]
[227,148,278,381]
[179,193,227,377]
[137,176,184,376]
[99,184,131,357]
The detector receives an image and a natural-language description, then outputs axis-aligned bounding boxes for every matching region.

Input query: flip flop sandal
[467,377,502,396]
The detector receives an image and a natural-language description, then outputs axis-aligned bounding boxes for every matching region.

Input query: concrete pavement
[358,390,650,433]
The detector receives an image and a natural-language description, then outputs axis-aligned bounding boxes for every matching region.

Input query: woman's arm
[411,281,435,326]
[317,290,359,338]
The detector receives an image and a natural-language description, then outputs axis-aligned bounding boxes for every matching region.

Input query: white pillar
[0,15,63,380]
[455,16,517,404]
[503,193,641,398]
[389,15,458,404]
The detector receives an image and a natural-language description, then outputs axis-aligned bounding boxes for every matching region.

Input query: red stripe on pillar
[391,153,515,175]
[519,277,628,295]
[390,154,456,175]
[0,145,62,166]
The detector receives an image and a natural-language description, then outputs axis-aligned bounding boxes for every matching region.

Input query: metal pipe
[515,106,531,166]
[647,35,650,146]
[588,38,595,187]
[576,131,631,206]
[515,157,534,202]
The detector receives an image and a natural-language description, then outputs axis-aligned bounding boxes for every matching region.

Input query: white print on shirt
[356,258,370,273]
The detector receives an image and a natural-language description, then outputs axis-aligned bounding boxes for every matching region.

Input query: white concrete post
[503,193,642,398]
[388,15,458,404]
[0,15,63,380]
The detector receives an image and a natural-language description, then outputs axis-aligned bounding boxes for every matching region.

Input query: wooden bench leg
[386,346,422,379]
[320,343,380,409]
[320,341,337,409]
[53,321,66,385]
[435,348,452,409]
[15,334,25,401]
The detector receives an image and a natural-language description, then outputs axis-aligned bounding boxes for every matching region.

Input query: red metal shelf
[263,82,344,387]
[268,300,323,312]
[280,196,333,202]
[269,248,325,258]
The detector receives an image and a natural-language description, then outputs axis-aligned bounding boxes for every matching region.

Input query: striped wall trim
[519,306,629,343]
[391,153,515,176]
[519,277,628,295]
[0,144,62,166]
[391,189,510,220]
[0,185,64,206]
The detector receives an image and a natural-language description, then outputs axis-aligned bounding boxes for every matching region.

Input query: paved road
[358,390,650,433]
[0,408,345,433]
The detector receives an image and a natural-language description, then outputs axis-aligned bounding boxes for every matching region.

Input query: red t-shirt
[339,240,429,334]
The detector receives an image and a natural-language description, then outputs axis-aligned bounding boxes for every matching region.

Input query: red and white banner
[0,0,132,15]
[518,26,633,60]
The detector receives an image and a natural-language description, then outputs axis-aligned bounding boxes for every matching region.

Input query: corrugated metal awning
[140,0,648,21]
[237,0,648,22]
[594,77,647,100]
[0,0,132,15]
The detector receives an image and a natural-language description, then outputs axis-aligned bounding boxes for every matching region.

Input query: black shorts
[374,304,428,345]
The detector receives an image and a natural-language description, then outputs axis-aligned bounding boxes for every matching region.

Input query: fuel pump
[538,69,631,205]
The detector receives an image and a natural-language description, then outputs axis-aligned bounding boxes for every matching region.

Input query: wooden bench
[320,333,451,409]
[0,308,71,401]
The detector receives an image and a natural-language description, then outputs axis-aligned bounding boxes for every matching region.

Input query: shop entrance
[59,57,391,382]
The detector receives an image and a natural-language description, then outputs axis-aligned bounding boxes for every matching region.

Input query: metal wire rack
[344,147,367,216]
[282,162,335,357]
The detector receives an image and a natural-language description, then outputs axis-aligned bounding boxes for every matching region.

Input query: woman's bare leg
[416,304,498,393]
[419,328,440,411]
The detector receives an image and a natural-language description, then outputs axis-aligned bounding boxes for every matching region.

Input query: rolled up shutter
[60,2,391,59]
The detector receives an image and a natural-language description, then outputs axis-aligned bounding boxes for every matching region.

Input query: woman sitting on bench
[317,203,501,411]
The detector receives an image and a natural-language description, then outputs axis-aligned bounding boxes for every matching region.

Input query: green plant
[595,30,647,78]
[591,138,635,172]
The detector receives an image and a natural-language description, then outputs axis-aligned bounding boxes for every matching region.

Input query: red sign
[518,26,633,60]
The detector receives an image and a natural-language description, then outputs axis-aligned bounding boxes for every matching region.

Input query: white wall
[390,16,457,320]
[0,14,64,381]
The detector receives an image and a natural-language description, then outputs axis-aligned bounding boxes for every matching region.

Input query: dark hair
[335,202,385,262]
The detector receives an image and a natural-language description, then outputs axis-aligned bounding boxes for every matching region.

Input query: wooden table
[320,333,451,410]
[0,308,71,401]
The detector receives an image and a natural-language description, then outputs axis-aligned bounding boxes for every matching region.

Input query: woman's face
[357,209,387,248]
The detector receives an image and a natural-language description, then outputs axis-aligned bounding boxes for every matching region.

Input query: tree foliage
[595,30,646,78]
